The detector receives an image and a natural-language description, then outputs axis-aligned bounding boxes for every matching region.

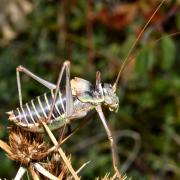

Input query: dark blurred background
[0,0,179,179]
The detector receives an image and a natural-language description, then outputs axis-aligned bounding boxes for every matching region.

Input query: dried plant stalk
[29,167,40,180]
[0,139,12,156]
[41,121,80,180]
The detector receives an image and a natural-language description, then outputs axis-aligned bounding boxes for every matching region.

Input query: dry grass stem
[41,121,80,180]
[58,161,69,180]
[14,166,27,180]
[76,161,90,174]
[32,162,60,180]
[29,167,40,180]
[0,139,12,156]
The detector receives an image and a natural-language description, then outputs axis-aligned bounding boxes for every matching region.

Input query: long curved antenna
[153,31,180,44]
[112,0,166,92]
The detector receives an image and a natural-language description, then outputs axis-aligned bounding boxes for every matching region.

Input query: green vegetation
[0,0,179,179]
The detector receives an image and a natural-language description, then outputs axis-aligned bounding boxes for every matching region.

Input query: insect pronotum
[6,0,167,178]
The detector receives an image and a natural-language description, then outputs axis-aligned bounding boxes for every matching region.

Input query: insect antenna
[112,0,166,93]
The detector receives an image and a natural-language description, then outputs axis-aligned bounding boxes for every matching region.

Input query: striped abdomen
[8,90,67,129]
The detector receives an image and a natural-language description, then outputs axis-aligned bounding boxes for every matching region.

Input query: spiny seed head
[37,153,70,179]
[96,174,127,180]
[8,126,49,165]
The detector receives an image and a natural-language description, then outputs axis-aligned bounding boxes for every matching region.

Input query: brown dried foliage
[8,126,49,166]
[37,153,70,179]
[0,125,71,179]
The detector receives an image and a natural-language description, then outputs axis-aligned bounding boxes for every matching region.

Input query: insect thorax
[71,77,119,112]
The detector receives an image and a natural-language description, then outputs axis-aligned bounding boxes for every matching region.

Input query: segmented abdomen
[8,90,66,127]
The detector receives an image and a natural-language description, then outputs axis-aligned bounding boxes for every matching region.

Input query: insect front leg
[16,65,56,108]
[96,105,121,178]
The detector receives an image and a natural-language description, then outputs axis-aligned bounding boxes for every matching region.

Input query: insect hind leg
[45,61,74,149]
[16,65,56,108]
[46,60,74,122]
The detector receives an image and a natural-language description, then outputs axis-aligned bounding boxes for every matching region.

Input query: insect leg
[46,61,73,148]
[16,65,56,107]
[96,105,121,178]
[57,122,67,145]
[47,60,74,122]
[65,61,74,117]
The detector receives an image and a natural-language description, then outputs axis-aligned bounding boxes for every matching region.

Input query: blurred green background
[0,0,179,179]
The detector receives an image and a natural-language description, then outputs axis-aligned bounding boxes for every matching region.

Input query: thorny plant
[0,125,72,180]
[0,125,126,180]
[0,0,179,179]
[96,174,128,180]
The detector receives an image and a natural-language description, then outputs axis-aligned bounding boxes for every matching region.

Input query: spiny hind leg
[96,105,121,179]
[16,65,56,108]
[16,63,73,144]
[45,61,74,147]
[46,60,74,122]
